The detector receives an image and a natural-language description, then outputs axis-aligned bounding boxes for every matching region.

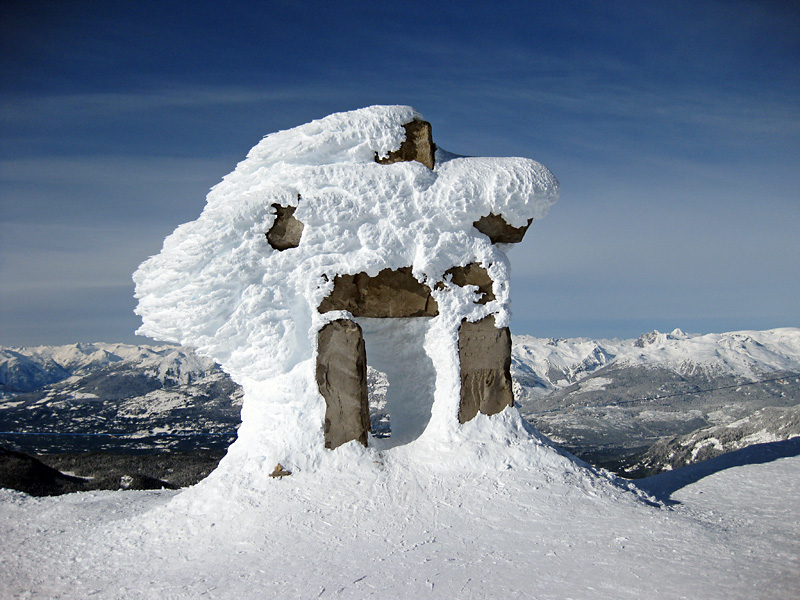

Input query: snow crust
[133,105,559,475]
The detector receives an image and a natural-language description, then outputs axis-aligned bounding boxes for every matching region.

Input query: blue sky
[1,0,798,346]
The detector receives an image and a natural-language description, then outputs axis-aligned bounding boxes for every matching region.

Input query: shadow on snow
[635,437,800,504]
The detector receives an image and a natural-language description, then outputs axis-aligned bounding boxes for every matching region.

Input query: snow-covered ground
[2,435,798,599]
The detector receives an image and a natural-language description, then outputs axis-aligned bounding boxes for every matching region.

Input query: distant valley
[512,328,800,475]
[2,328,799,477]
[0,343,241,454]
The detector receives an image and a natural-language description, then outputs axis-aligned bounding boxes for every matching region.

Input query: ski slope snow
[1,441,798,599]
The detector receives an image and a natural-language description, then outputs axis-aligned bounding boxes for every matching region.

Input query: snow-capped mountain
[2,328,798,473]
[0,349,71,394]
[1,342,222,395]
[511,327,800,396]
[512,327,800,473]
[0,343,242,453]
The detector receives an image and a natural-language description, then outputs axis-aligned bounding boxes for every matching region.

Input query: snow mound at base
[136,410,657,540]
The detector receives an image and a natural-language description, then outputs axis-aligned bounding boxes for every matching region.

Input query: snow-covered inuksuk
[134,106,559,485]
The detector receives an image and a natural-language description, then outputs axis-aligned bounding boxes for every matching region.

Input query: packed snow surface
[2,448,799,599]
[133,105,559,475]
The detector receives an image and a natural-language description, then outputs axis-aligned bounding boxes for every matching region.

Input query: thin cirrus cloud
[1,1,797,346]
[1,223,147,291]
[1,86,325,123]
[0,155,231,227]
[0,222,161,345]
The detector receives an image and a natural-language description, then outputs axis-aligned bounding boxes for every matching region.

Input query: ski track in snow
[2,453,798,599]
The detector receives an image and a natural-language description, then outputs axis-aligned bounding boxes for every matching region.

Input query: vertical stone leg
[316,319,370,449]
[458,315,514,423]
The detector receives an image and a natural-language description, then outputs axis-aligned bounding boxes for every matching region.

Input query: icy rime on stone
[315,124,527,448]
[266,202,304,251]
[375,120,436,169]
[133,105,559,469]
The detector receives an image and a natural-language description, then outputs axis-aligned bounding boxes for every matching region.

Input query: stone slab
[318,267,438,317]
[458,315,514,423]
[266,203,304,251]
[473,213,532,244]
[316,319,370,449]
[376,120,436,169]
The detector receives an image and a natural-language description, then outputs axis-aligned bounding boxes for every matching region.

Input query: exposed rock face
[316,319,370,449]
[375,120,436,170]
[266,203,304,251]
[318,267,438,317]
[458,316,514,423]
[443,263,495,304]
[473,213,533,244]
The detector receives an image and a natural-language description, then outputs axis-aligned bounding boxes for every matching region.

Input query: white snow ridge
[3,108,798,600]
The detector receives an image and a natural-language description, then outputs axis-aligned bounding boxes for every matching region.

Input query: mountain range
[511,327,800,474]
[2,328,799,476]
[0,343,241,454]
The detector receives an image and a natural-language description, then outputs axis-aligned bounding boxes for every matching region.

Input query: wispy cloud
[0,222,158,290]
[0,84,352,124]
[0,154,232,232]
[0,155,229,185]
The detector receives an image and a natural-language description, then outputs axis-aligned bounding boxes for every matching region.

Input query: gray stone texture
[375,120,436,170]
[458,315,514,423]
[473,213,533,244]
[443,263,495,304]
[266,203,304,251]
[316,319,370,449]
[318,267,438,318]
